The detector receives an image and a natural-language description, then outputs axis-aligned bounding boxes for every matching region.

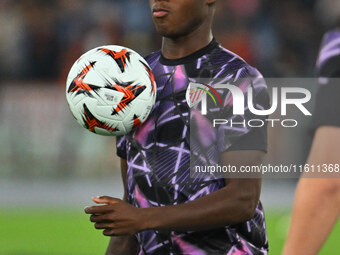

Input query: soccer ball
[66,45,156,136]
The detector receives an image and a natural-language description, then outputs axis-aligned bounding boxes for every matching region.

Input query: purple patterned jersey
[316,29,340,77]
[117,39,269,255]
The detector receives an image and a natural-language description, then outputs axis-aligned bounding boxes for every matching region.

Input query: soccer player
[283,30,340,255]
[85,0,270,254]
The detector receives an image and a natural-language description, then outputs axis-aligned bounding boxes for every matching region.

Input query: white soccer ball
[66,45,156,136]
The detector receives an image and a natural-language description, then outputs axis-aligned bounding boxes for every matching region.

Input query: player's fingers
[94,222,115,230]
[103,227,130,236]
[92,196,121,204]
[90,213,112,223]
[103,228,117,236]
[84,205,112,214]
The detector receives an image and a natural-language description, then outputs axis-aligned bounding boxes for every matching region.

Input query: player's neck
[161,27,213,60]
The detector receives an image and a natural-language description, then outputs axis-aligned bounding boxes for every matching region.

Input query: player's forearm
[106,235,139,255]
[140,152,263,232]
[283,178,340,255]
[284,127,340,255]
[106,158,138,255]
[142,181,260,231]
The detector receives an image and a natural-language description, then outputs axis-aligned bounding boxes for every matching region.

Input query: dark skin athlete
[85,1,264,254]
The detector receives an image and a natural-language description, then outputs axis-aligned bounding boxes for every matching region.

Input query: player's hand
[84,196,147,236]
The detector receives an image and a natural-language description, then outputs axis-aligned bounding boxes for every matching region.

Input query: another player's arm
[283,126,340,255]
[105,159,139,255]
[85,150,264,234]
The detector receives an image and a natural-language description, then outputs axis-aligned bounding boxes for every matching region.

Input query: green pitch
[0,209,339,255]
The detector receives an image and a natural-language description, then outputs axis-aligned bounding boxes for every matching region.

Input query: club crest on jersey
[186,82,206,107]
[186,82,223,108]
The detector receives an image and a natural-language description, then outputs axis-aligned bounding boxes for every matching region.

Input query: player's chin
[154,22,178,38]
[155,26,184,39]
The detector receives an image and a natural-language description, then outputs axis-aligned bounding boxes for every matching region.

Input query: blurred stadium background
[1,0,340,254]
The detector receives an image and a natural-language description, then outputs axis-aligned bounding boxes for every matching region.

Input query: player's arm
[85,150,264,234]
[283,126,340,255]
[143,150,263,231]
[105,159,139,255]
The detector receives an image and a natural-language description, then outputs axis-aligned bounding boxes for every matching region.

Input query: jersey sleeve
[312,79,340,130]
[313,30,340,130]
[316,30,340,78]
[116,135,127,159]
[217,68,270,153]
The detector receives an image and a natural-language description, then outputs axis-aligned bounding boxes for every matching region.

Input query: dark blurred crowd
[1,0,339,82]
